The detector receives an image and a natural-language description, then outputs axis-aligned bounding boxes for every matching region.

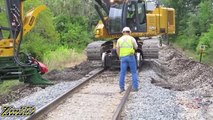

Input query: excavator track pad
[86,41,106,60]
[142,38,159,59]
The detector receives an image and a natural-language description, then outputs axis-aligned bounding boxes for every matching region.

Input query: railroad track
[25,68,133,120]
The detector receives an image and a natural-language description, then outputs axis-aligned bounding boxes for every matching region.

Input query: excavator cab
[108,0,146,33]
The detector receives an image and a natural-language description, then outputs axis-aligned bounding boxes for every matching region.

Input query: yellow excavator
[86,0,175,68]
[0,0,52,85]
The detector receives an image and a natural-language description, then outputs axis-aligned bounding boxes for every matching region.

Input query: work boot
[132,88,138,92]
[119,89,125,93]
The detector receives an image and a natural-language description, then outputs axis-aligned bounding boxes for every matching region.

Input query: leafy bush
[54,15,92,51]
[196,24,213,65]
[22,33,58,60]
[197,24,213,52]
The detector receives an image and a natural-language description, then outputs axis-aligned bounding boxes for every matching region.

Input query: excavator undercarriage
[86,38,159,69]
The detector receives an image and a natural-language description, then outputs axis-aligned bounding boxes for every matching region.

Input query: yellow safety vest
[118,37,135,57]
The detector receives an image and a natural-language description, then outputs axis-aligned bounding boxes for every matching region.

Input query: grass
[0,80,21,95]
[43,46,86,70]
[173,43,213,66]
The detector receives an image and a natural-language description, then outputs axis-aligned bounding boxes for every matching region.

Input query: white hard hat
[122,27,131,33]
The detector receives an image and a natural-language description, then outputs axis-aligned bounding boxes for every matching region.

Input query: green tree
[161,0,213,65]
[46,0,98,50]
[54,15,92,50]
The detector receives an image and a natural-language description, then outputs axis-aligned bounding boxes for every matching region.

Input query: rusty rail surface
[112,84,132,120]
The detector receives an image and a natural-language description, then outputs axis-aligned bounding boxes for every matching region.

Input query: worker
[127,5,136,30]
[127,9,135,18]
[127,4,135,19]
[116,27,139,93]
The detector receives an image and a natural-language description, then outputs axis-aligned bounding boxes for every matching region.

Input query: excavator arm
[23,5,47,36]
[92,0,111,33]
[94,0,110,15]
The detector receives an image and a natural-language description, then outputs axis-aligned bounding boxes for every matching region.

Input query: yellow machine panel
[94,6,175,39]
[0,39,14,57]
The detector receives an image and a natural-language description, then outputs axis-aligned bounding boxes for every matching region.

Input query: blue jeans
[119,55,138,90]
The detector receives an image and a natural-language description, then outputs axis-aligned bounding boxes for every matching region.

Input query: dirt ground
[151,45,213,120]
[43,61,101,82]
[0,85,42,106]
[151,45,213,92]
[0,61,100,106]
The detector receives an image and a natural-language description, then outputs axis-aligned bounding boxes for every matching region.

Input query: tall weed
[43,47,86,70]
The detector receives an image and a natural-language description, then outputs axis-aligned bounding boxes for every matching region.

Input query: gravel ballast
[44,70,129,120]
[122,69,182,120]
[122,43,213,120]
[0,61,99,106]
[123,67,212,120]
[0,70,98,120]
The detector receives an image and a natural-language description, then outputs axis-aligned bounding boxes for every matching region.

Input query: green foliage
[197,24,213,65]
[163,0,213,65]
[197,24,213,52]
[206,40,213,64]
[21,0,60,60]
[45,0,96,19]
[0,1,11,38]
[21,0,97,61]
[54,15,92,50]
[22,33,58,60]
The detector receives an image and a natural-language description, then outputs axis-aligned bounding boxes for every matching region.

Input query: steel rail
[25,68,104,120]
[112,84,132,120]
[112,68,142,120]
